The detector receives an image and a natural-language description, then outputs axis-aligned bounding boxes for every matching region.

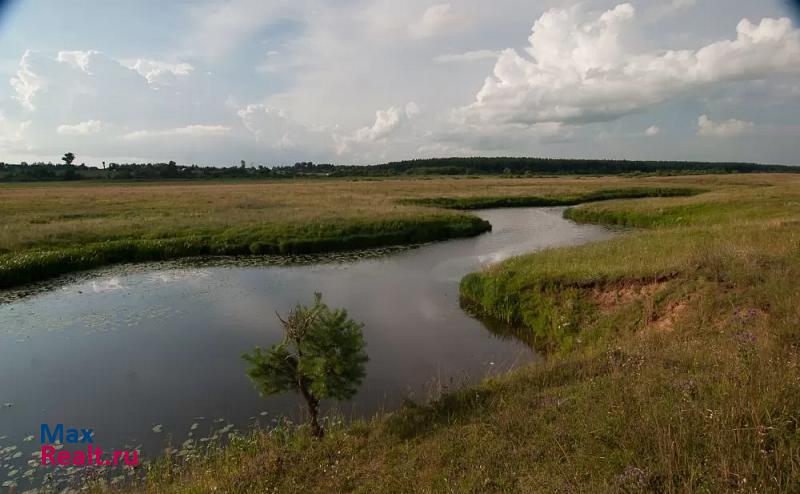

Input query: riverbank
[1,177,702,289]
[84,173,800,493]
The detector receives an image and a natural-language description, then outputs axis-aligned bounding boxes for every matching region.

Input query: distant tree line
[0,156,797,182]
[0,160,336,182]
[334,157,800,177]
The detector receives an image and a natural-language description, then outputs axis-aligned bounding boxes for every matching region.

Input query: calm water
[0,207,614,487]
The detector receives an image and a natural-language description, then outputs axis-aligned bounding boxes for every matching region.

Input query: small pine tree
[242,293,368,437]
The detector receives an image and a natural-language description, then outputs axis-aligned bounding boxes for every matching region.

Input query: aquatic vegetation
[0,415,253,493]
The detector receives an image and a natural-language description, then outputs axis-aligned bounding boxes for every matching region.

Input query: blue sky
[0,0,798,166]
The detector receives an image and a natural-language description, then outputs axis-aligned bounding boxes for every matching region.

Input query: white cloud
[56,50,101,73]
[236,104,333,151]
[0,113,31,152]
[10,50,42,111]
[55,51,194,85]
[434,50,500,63]
[645,125,661,136]
[697,114,754,137]
[3,0,800,166]
[405,101,421,117]
[125,59,194,85]
[409,3,463,39]
[122,125,231,140]
[57,120,105,136]
[9,50,199,118]
[238,104,292,143]
[2,49,241,163]
[238,101,422,158]
[335,104,419,154]
[459,5,800,127]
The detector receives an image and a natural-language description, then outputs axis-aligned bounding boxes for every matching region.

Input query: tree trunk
[300,385,323,438]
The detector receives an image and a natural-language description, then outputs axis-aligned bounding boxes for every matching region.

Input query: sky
[0,0,798,166]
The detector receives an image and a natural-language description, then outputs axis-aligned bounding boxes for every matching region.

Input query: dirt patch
[591,280,668,312]
[647,299,689,333]
[590,277,691,334]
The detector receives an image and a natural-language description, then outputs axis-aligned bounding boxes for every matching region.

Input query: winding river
[0,207,614,488]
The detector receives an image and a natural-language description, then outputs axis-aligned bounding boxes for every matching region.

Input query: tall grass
[90,173,800,493]
[0,215,490,288]
[0,177,715,288]
[402,186,704,209]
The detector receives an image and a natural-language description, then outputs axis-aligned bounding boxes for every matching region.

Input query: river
[0,207,614,489]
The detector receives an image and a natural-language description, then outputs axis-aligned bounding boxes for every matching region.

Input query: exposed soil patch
[647,299,689,333]
[590,277,692,334]
[591,280,668,312]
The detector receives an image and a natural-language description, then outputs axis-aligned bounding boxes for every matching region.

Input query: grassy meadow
[1,176,703,288]
[44,172,796,493]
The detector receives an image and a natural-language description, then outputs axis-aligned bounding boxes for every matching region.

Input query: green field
[61,173,798,493]
[0,177,701,288]
[4,174,800,492]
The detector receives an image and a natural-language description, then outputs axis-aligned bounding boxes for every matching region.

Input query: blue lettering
[80,428,94,443]
[66,428,79,443]
[40,424,63,444]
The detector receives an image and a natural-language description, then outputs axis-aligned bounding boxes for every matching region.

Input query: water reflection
[460,298,541,350]
[0,207,615,489]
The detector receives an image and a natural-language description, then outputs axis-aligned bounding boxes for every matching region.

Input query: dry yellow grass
[86,172,800,493]
[0,174,775,253]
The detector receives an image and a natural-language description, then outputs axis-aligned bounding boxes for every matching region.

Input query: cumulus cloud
[4,0,799,166]
[0,113,31,152]
[56,51,194,85]
[56,50,101,73]
[10,50,42,110]
[9,50,199,118]
[459,4,800,127]
[409,3,463,39]
[125,59,194,85]
[645,125,661,136]
[2,48,240,162]
[122,125,231,140]
[697,114,754,137]
[236,104,333,151]
[57,120,105,136]
[237,101,421,159]
[238,105,293,144]
[335,103,419,154]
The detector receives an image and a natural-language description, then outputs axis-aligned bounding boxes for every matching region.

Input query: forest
[1,156,798,182]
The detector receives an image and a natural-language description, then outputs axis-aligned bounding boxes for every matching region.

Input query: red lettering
[94,447,104,464]
[56,451,71,465]
[124,450,139,466]
[41,445,55,465]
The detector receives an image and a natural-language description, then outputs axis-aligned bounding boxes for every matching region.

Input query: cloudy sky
[0,0,799,166]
